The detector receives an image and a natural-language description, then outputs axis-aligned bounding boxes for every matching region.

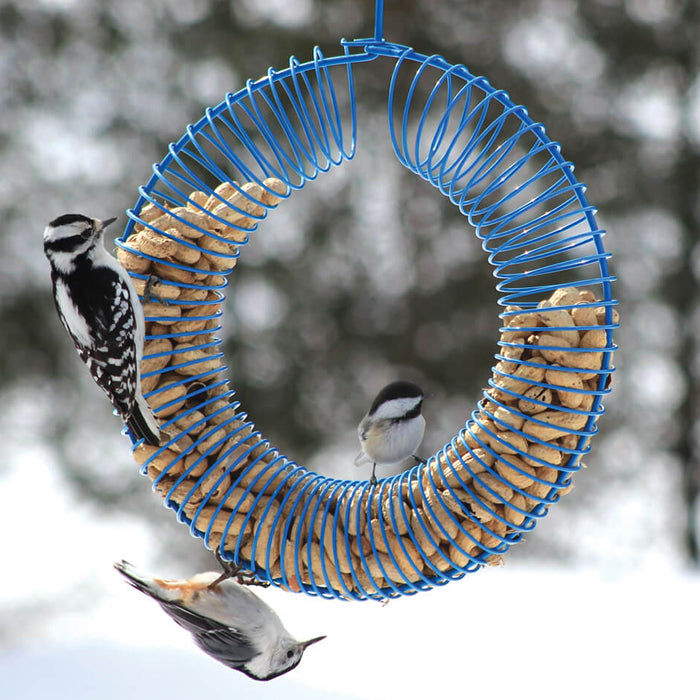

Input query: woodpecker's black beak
[300,635,326,650]
[98,216,117,231]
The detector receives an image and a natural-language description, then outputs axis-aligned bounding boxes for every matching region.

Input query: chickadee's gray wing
[355,415,372,465]
[353,452,370,466]
[357,414,370,442]
[156,599,259,668]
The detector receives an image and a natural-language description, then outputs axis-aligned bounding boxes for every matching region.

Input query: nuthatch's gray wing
[152,593,259,668]
[114,561,260,669]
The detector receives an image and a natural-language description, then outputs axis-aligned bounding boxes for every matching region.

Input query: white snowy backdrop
[1,1,699,698]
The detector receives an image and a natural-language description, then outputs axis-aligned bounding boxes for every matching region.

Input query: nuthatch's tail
[114,560,162,599]
[114,561,220,604]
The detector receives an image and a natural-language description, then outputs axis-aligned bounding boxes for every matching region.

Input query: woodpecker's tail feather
[126,393,161,445]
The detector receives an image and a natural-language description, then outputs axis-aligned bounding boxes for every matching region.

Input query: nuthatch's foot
[211,551,270,589]
[235,570,270,588]
[370,463,378,486]
[412,454,426,465]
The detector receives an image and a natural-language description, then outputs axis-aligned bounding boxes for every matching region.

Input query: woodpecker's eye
[287,650,294,659]
[80,226,93,239]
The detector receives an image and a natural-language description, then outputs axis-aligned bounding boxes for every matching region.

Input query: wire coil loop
[116,40,616,601]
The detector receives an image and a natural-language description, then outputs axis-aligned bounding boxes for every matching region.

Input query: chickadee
[114,561,325,681]
[356,381,426,485]
[43,214,160,445]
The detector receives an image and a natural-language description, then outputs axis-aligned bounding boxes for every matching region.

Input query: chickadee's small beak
[300,635,326,650]
[98,216,117,231]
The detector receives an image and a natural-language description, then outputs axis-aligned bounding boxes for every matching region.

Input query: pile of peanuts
[120,184,615,598]
[423,286,617,572]
[117,176,284,419]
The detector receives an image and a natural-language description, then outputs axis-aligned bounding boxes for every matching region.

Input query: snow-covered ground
[2,394,698,700]
[1,440,698,700]
[2,562,698,700]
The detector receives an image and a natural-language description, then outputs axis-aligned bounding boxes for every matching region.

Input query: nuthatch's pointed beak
[300,635,326,650]
[98,216,117,231]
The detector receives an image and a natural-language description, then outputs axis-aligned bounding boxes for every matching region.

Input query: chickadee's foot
[144,274,164,304]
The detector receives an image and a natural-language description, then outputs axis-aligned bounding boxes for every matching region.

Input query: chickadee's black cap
[369,381,424,414]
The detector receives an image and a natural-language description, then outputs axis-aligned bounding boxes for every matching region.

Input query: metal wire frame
[115,27,617,601]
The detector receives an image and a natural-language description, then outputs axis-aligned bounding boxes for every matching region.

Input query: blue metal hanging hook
[374,0,385,42]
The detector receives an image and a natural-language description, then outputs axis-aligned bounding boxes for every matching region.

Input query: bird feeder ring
[116,0,617,601]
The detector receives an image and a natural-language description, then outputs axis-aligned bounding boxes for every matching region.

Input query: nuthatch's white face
[251,633,326,681]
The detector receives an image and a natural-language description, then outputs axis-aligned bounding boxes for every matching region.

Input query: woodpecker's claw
[185,380,208,408]
[143,274,164,304]
[211,551,270,589]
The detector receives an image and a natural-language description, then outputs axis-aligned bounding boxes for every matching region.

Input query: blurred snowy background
[1,0,699,698]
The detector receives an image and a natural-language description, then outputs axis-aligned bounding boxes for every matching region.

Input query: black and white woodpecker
[43,213,160,445]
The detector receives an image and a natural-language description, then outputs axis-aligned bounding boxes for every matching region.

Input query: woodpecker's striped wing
[80,281,138,419]
[54,266,139,420]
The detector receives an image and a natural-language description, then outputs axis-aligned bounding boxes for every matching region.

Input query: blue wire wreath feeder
[115,0,617,601]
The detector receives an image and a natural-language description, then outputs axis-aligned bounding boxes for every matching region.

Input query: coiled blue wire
[116,35,617,601]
